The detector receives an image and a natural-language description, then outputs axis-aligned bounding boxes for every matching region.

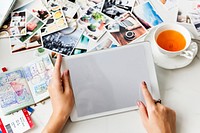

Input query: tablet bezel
[66,42,160,122]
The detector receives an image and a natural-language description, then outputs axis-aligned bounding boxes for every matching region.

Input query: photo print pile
[0,0,199,56]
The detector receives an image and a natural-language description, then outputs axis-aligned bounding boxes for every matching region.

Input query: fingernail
[137,101,141,107]
[142,81,146,86]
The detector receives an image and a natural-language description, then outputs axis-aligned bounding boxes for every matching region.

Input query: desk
[1,0,200,133]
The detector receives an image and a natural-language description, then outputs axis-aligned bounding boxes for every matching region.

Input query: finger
[141,81,155,108]
[137,101,149,128]
[53,54,62,80]
[62,70,72,93]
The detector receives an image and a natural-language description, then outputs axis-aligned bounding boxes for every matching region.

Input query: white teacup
[154,23,195,59]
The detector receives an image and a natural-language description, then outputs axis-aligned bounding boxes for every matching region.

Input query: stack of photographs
[6,0,198,56]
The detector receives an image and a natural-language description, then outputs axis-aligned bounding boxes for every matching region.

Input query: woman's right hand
[138,81,176,133]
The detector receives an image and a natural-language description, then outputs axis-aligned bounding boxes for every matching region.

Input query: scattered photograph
[133,1,163,29]
[101,0,135,19]
[75,35,90,50]
[41,2,68,36]
[62,1,80,18]
[79,7,111,41]
[158,0,177,10]
[177,1,200,24]
[107,12,147,46]
[42,27,84,56]
[188,9,200,35]
[14,0,51,21]
[10,31,42,54]
[71,48,87,55]
[19,11,44,43]
[0,11,27,38]
[76,0,103,11]
[91,37,118,51]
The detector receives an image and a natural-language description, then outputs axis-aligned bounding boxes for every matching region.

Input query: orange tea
[156,30,186,52]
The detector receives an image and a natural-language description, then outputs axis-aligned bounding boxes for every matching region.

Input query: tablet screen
[68,44,151,117]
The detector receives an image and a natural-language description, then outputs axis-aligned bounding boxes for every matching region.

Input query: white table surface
[1,0,200,133]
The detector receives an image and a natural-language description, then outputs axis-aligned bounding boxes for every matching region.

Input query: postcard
[10,31,42,54]
[42,27,84,56]
[78,7,111,41]
[101,0,135,19]
[107,12,147,46]
[0,11,27,38]
[75,35,90,50]
[177,0,200,24]
[188,9,200,35]
[18,11,44,43]
[41,2,69,36]
[14,0,51,22]
[62,1,80,18]
[157,0,177,10]
[133,1,164,29]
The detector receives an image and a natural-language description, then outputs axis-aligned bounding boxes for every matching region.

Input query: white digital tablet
[66,42,160,122]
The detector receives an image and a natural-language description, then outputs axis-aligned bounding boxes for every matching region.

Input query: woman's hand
[42,54,74,133]
[138,81,176,133]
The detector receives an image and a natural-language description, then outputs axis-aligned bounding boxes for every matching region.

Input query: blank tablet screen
[68,44,151,117]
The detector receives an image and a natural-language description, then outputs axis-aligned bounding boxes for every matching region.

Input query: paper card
[41,2,68,36]
[157,0,177,10]
[177,0,200,24]
[0,69,34,115]
[71,48,87,55]
[42,27,84,56]
[101,0,135,20]
[76,0,103,11]
[78,7,111,41]
[62,1,80,18]
[23,54,53,103]
[188,9,200,35]
[106,12,147,46]
[0,109,34,133]
[10,31,42,54]
[14,0,51,22]
[133,1,164,29]
[74,35,90,50]
[0,10,27,38]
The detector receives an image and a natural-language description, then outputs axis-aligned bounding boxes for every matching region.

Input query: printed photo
[101,0,135,19]
[188,9,200,35]
[76,0,103,11]
[79,7,111,41]
[41,2,68,36]
[133,1,163,29]
[42,27,84,56]
[71,48,87,55]
[0,11,27,38]
[177,1,200,24]
[91,37,118,51]
[158,0,177,10]
[107,12,147,46]
[14,0,51,21]
[19,11,44,43]
[75,35,90,50]
[62,1,80,18]
[10,31,42,54]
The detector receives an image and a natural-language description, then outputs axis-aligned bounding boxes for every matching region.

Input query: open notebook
[0,54,53,115]
[66,42,160,122]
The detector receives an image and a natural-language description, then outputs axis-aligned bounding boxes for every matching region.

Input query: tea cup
[153,23,195,59]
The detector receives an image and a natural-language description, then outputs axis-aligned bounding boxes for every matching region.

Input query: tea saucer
[144,29,198,69]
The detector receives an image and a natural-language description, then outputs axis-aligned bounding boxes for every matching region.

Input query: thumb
[137,101,149,128]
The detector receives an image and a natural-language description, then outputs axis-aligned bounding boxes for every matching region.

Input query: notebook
[66,42,160,122]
